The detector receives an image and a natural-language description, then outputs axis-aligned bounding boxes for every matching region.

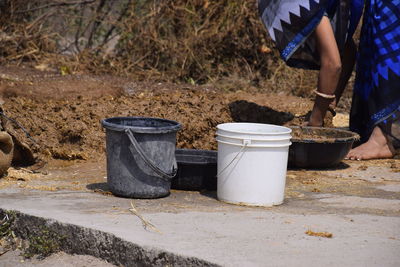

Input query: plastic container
[101,117,181,198]
[172,149,217,191]
[216,123,292,207]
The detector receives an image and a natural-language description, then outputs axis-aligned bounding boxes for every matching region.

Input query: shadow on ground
[229,100,294,125]
[87,183,109,192]
[288,162,351,171]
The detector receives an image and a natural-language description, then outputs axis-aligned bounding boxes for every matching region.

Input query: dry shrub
[0,0,58,63]
[0,0,317,96]
[113,0,273,84]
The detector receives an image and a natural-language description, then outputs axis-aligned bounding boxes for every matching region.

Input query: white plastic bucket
[216,123,292,207]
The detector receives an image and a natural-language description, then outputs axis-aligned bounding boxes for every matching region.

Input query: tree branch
[15,0,97,13]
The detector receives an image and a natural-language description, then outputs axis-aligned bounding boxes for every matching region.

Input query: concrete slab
[0,159,399,266]
[0,250,115,267]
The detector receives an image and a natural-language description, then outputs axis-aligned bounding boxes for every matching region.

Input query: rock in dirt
[1,114,36,167]
[0,131,13,176]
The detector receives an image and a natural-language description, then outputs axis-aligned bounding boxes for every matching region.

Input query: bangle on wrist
[313,89,336,99]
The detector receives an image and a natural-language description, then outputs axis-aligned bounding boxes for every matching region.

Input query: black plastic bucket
[172,149,217,191]
[101,117,181,198]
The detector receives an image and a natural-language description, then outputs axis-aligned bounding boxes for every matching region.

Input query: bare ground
[0,65,321,164]
[0,65,399,265]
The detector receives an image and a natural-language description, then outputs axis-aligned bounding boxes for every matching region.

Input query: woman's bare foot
[346,126,395,160]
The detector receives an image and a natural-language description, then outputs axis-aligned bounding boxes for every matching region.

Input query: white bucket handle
[217,139,250,177]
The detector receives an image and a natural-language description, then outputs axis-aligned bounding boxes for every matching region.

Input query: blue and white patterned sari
[350,0,400,142]
[258,0,364,69]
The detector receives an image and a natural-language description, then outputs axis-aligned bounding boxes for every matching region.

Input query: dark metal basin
[288,126,360,169]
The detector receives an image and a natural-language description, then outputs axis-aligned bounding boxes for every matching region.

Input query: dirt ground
[0,65,399,265]
[0,65,325,165]
[0,64,398,196]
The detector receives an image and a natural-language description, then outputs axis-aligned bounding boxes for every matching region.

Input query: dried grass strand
[129,201,162,234]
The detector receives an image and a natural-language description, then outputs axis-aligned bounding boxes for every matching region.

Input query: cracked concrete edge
[0,209,219,267]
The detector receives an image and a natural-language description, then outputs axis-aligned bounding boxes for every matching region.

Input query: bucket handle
[217,139,249,177]
[125,129,177,181]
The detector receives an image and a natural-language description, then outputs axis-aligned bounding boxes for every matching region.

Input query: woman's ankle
[370,126,395,153]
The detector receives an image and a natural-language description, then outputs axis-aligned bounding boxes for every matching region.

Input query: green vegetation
[22,226,66,259]
[0,211,16,240]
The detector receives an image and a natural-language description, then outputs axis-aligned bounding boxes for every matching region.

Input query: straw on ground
[129,201,162,234]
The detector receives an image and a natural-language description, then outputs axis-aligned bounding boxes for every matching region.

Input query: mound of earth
[0,66,320,166]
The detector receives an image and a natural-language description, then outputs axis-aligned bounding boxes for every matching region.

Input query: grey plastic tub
[102,117,181,198]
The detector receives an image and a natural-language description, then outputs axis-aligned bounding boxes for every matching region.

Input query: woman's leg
[346,124,395,160]
[308,16,342,126]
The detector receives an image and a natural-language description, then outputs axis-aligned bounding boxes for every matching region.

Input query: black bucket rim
[176,149,217,165]
[101,116,181,134]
